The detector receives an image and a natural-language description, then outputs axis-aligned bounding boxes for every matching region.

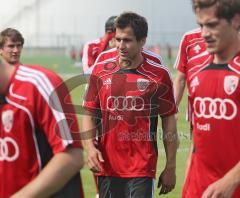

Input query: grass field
[21,54,191,198]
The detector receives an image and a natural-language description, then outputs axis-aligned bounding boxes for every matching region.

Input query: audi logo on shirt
[107,96,144,111]
[0,137,19,162]
[193,97,237,120]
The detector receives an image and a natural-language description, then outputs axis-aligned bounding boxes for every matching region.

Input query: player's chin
[10,58,20,65]
[205,42,218,53]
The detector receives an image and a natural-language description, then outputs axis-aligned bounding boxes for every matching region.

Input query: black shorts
[98,176,154,198]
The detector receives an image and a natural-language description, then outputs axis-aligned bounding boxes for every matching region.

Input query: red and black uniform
[183,54,240,197]
[84,56,176,197]
[84,57,176,178]
[84,45,165,196]
[0,64,84,198]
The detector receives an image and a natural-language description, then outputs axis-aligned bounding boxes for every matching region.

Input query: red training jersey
[0,64,81,198]
[174,28,208,121]
[83,57,177,178]
[183,54,240,197]
[174,28,207,80]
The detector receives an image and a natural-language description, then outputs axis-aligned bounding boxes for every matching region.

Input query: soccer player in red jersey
[0,28,84,198]
[83,16,164,198]
[183,0,240,197]
[82,16,117,75]
[82,12,178,197]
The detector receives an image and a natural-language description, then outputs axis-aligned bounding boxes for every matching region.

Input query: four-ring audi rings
[0,137,19,162]
[107,96,145,111]
[193,97,237,120]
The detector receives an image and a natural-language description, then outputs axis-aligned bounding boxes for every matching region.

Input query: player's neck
[213,36,240,64]
[119,54,143,69]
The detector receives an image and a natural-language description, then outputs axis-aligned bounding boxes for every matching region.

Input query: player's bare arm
[174,71,186,107]
[81,111,104,173]
[202,162,240,198]
[10,147,84,198]
[158,114,178,195]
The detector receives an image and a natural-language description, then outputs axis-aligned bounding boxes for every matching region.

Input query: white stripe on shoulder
[146,59,170,73]
[95,57,117,66]
[146,59,173,80]
[94,47,118,65]
[15,65,73,146]
[142,48,163,63]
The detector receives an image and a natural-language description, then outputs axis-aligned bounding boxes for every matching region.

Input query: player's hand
[157,167,176,195]
[86,145,104,173]
[201,177,236,198]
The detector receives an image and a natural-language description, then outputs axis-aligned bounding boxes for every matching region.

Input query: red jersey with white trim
[174,28,208,80]
[183,55,240,197]
[83,57,177,178]
[95,47,163,68]
[174,28,209,121]
[82,33,115,74]
[0,64,81,198]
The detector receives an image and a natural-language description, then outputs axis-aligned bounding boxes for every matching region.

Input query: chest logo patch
[224,76,239,95]
[137,78,149,91]
[2,110,14,133]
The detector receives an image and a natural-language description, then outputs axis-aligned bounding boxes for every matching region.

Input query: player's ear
[231,13,240,31]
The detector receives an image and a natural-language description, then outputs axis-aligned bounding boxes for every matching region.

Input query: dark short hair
[191,0,240,21]
[115,11,148,41]
[105,16,117,32]
[0,28,24,48]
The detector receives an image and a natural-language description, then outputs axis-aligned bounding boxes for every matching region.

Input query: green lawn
[21,55,191,198]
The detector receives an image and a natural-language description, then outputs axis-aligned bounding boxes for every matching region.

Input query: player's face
[0,38,23,65]
[115,26,145,67]
[196,5,239,56]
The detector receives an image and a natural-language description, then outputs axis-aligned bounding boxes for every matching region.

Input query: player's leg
[125,177,154,198]
[98,176,125,198]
